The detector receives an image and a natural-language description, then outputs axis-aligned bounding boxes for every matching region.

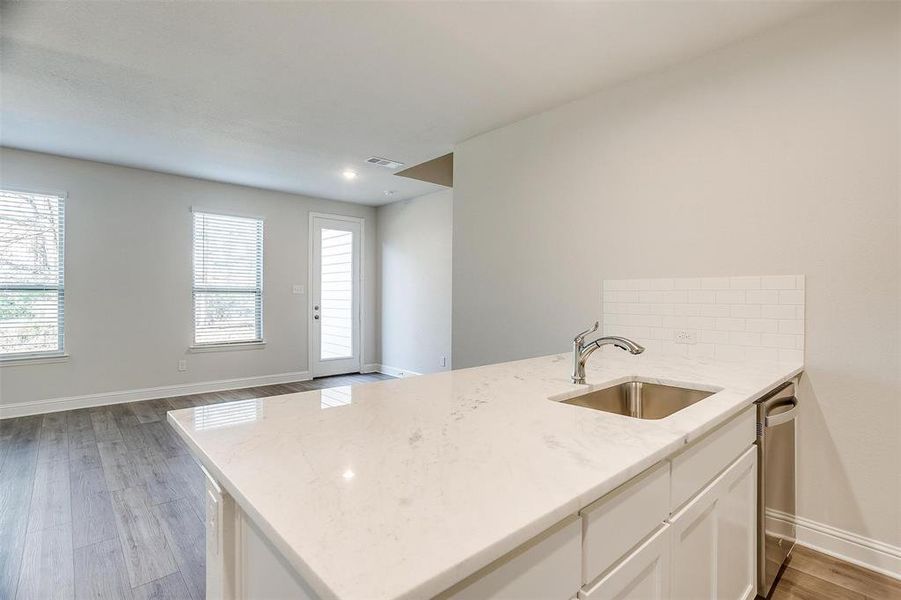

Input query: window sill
[0,353,70,367]
[188,341,266,353]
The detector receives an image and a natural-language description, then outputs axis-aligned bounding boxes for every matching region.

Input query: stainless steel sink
[558,381,715,420]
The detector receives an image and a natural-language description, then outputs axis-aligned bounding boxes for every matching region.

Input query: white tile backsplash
[603,275,805,362]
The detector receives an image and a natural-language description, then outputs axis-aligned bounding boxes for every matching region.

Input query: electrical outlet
[178,359,187,372]
[440,356,447,368]
[674,330,698,345]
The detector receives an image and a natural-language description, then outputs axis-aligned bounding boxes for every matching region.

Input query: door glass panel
[320,228,353,359]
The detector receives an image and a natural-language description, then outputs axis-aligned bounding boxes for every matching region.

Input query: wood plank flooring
[0,372,391,600]
[2,371,899,599]
[770,545,901,600]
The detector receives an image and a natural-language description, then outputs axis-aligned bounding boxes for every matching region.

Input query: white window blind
[192,211,263,346]
[320,228,354,359]
[0,189,66,359]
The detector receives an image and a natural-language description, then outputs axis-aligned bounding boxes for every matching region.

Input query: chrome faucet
[572,321,645,384]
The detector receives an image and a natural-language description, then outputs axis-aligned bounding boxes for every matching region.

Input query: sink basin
[559,381,715,420]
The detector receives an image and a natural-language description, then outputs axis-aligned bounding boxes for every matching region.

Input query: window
[0,189,66,359]
[192,211,263,346]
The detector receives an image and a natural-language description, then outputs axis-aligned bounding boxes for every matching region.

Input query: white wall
[0,148,379,410]
[454,1,900,559]
[377,189,452,375]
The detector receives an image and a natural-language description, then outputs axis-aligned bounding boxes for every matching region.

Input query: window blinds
[192,211,263,345]
[319,228,354,359]
[0,189,66,358]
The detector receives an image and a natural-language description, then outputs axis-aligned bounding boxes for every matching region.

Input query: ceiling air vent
[365,156,405,170]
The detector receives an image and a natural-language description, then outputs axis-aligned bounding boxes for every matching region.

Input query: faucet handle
[574,321,600,344]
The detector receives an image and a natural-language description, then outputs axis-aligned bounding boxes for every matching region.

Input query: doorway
[309,213,363,377]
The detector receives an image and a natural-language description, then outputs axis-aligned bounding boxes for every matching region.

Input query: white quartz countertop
[168,351,802,600]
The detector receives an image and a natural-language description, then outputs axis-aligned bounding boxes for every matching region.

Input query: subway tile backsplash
[602,276,804,363]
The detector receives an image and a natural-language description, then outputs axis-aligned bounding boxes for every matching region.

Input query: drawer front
[670,405,755,511]
[443,516,581,600]
[578,524,670,600]
[581,461,670,585]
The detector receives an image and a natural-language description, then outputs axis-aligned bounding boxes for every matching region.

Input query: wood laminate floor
[0,372,392,600]
[2,372,899,599]
[770,545,901,600]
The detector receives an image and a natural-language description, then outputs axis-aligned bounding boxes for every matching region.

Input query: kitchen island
[167,351,802,600]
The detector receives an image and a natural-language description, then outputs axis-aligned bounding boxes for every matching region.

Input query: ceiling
[0,1,822,205]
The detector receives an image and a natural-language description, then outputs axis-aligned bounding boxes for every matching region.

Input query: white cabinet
[437,434,756,600]
[668,446,757,600]
[581,462,670,585]
[670,406,755,511]
[238,514,317,600]
[202,465,235,600]
[204,485,318,599]
[578,525,670,600]
[202,465,315,600]
[443,516,582,600]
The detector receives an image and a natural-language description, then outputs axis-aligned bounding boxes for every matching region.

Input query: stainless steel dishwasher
[755,380,800,598]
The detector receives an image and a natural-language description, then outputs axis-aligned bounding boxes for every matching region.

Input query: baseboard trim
[767,509,901,580]
[375,364,423,378]
[0,370,312,419]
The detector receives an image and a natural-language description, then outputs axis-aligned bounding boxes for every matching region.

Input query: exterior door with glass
[310,214,361,377]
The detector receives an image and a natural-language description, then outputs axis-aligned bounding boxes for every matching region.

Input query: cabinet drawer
[670,405,755,510]
[578,524,670,600]
[442,516,581,600]
[581,461,670,585]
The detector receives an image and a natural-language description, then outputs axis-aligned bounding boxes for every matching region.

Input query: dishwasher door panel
[756,383,798,598]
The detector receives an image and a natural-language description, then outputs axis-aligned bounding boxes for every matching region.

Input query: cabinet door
[669,491,717,599]
[669,447,757,600]
[445,516,581,600]
[579,525,670,600]
[716,447,757,600]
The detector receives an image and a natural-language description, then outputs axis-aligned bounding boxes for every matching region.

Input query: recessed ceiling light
[342,169,358,180]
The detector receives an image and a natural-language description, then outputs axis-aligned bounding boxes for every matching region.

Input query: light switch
[292,284,305,295]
